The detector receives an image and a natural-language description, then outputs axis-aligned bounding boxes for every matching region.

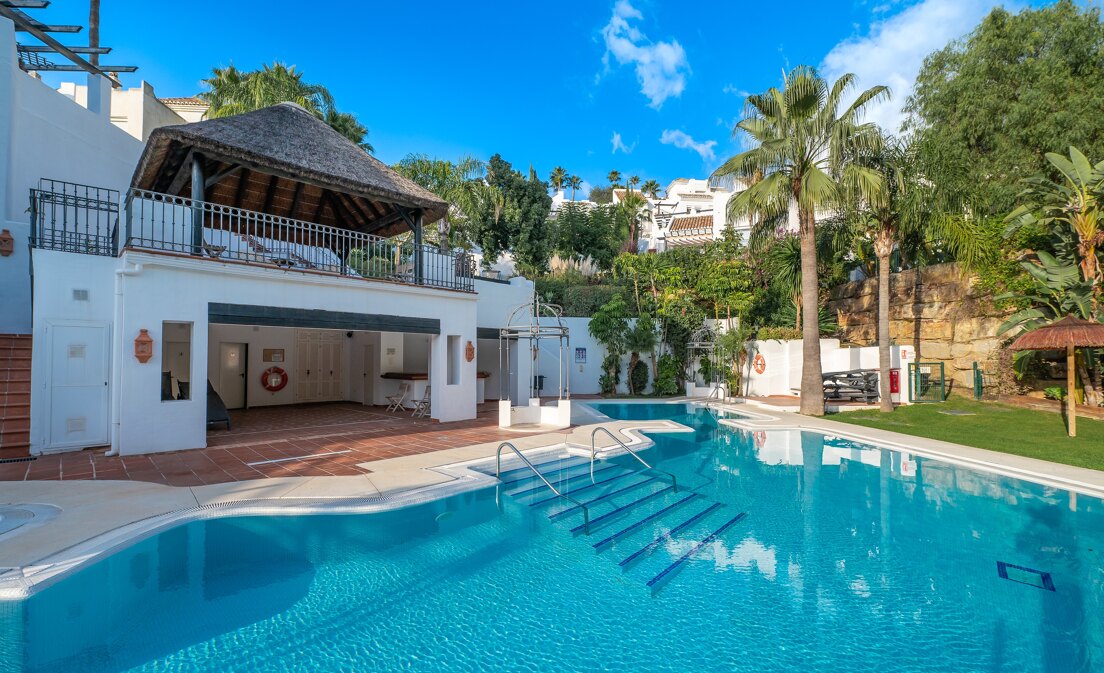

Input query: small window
[446,335,460,386]
[161,321,192,401]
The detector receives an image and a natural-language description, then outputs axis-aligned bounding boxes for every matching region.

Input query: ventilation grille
[72,289,89,301]
[65,417,87,434]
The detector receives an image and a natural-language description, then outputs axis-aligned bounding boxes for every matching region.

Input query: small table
[380,372,428,409]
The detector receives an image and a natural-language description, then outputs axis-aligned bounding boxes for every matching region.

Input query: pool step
[645,513,748,592]
[508,464,621,498]
[494,454,744,593]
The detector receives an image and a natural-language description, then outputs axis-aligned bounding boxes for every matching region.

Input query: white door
[362,344,376,405]
[48,323,109,449]
[296,330,344,402]
[218,342,247,409]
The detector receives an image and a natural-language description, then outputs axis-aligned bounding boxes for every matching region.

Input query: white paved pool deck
[2,398,1102,598]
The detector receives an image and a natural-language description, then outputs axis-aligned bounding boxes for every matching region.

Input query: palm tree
[608,170,622,189]
[628,175,641,193]
[324,109,374,152]
[199,62,371,150]
[567,175,583,201]
[549,166,567,193]
[1007,147,1104,309]
[616,191,648,252]
[714,65,888,416]
[395,154,486,251]
[640,179,661,200]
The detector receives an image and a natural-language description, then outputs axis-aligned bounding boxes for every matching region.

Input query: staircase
[487,452,747,594]
[0,334,32,458]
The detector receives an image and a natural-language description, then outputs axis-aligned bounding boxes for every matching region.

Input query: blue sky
[32,0,1018,190]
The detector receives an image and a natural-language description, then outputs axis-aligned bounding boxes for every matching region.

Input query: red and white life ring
[752,353,767,375]
[753,431,767,449]
[261,366,288,392]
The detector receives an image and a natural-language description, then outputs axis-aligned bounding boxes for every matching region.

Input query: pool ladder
[590,426,677,492]
[496,442,590,534]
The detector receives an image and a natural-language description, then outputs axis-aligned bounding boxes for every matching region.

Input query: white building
[57,80,191,142]
[2,17,538,457]
[614,176,800,252]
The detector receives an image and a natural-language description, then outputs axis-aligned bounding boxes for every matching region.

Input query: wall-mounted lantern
[134,329,154,363]
[0,229,13,257]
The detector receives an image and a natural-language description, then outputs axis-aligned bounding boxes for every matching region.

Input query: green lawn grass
[831,397,1104,472]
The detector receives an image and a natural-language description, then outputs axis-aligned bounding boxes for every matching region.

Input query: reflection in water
[2,404,1100,673]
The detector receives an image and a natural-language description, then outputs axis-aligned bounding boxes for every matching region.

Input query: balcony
[30,180,476,293]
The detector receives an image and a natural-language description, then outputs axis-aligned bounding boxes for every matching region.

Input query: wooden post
[413,209,424,286]
[1067,343,1077,437]
[191,154,205,256]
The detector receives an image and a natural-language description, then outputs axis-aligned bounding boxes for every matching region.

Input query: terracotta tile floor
[0,402,566,487]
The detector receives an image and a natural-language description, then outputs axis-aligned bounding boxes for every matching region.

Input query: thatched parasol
[1010,315,1104,437]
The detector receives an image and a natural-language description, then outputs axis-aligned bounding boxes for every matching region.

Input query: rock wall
[827,262,1008,389]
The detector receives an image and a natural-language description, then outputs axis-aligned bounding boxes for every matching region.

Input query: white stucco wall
[536,316,638,396]
[0,17,143,334]
[742,338,914,403]
[30,249,480,454]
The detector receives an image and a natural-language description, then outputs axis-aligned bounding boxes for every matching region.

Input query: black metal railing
[29,182,475,292]
[29,179,120,256]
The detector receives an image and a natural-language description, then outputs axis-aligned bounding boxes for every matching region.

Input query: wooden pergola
[1010,315,1104,437]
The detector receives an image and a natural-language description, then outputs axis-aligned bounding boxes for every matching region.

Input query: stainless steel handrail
[590,427,677,492]
[495,442,590,534]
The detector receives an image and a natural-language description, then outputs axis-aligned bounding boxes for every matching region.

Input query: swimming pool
[2,403,1101,672]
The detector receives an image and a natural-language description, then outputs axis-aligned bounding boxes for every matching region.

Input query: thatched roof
[1010,315,1104,350]
[130,103,447,238]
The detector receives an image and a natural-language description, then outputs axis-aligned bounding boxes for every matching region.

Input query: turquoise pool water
[2,403,1101,672]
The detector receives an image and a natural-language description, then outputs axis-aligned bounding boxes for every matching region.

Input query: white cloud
[611,131,637,154]
[821,0,1004,134]
[659,129,716,162]
[600,0,689,109]
[722,83,749,97]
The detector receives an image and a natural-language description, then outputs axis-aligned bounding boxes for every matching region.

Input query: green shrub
[1044,386,1066,401]
[629,360,649,396]
[757,326,802,341]
[563,285,623,317]
[653,354,681,396]
[599,353,621,395]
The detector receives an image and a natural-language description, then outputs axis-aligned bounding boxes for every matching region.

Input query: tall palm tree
[628,175,641,193]
[567,175,583,201]
[640,179,661,200]
[608,170,622,189]
[714,65,888,416]
[549,166,567,193]
[199,62,371,150]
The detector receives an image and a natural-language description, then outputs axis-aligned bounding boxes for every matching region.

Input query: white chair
[411,385,431,418]
[386,382,410,412]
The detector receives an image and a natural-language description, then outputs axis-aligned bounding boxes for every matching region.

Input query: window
[447,335,460,386]
[161,321,192,401]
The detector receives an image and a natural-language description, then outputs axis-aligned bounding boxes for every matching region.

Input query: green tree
[905,1,1104,214]
[553,203,621,271]
[628,175,641,192]
[476,155,554,272]
[714,65,888,415]
[590,185,613,204]
[589,294,629,394]
[608,170,622,189]
[1006,147,1104,304]
[199,62,372,151]
[394,154,487,251]
[640,179,661,199]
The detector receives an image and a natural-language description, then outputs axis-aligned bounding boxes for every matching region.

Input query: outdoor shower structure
[497,299,572,429]
[686,325,727,398]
